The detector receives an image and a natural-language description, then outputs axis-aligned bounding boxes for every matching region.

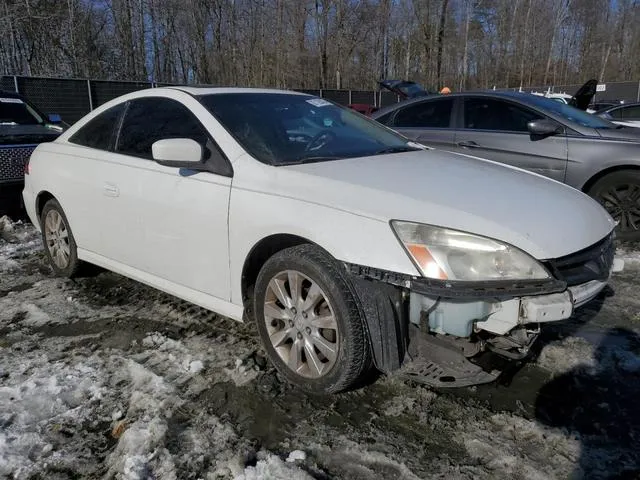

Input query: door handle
[457,140,479,148]
[103,183,120,197]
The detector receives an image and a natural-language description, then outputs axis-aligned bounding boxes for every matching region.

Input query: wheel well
[35,191,56,223]
[582,165,640,194]
[241,234,314,303]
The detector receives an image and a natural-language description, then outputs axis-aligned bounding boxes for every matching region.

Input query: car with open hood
[23,87,623,393]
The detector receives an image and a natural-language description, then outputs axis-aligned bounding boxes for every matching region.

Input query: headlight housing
[391,221,550,281]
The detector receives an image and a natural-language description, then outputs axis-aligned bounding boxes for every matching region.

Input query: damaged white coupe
[22,87,624,393]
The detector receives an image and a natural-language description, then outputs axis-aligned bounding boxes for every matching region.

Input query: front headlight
[391,221,550,281]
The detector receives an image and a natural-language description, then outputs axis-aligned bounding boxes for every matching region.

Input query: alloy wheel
[599,183,640,232]
[44,209,71,269]
[263,270,339,378]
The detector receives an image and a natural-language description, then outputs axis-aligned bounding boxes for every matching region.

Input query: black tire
[253,244,371,394]
[587,170,640,242]
[40,198,83,277]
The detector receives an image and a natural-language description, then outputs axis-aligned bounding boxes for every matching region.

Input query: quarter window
[68,103,125,150]
[116,98,209,159]
[392,98,454,128]
[620,106,640,120]
[464,98,543,132]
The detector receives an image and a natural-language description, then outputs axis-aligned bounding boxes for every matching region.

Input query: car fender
[228,185,418,306]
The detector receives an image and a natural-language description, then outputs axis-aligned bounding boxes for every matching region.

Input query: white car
[23,87,623,393]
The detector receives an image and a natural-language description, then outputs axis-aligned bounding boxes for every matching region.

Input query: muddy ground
[1,217,639,480]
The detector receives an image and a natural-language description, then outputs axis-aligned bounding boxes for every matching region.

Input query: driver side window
[464,98,543,132]
[116,97,210,159]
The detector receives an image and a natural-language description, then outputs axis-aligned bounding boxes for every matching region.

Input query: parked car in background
[348,79,435,117]
[372,91,640,240]
[378,79,434,100]
[529,79,598,111]
[1,90,66,214]
[348,103,378,116]
[589,100,626,113]
[23,87,622,394]
[597,102,640,128]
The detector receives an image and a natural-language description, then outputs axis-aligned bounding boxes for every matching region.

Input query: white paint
[23,87,617,332]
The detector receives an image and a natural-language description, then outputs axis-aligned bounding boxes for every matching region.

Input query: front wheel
[587,170,640,242]
[253,244,371,394]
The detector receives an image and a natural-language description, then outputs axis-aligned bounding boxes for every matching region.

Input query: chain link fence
[1,76,404,124]
[3,75,640,125]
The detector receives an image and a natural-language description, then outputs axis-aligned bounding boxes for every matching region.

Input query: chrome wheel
[263,270,339,378]
[44,209,71,269]
[599,183,640,232]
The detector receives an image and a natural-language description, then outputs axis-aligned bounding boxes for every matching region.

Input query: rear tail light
[24,157,31,175]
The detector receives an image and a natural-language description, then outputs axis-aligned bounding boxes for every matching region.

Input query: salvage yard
[1,217,639,480]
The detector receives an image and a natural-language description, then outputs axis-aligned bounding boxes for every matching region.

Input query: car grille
[546,232,615,287]
[0,145,36,182]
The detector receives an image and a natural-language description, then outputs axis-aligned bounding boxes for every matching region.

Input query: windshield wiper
[374,145,421,155]
[280,156,342,165]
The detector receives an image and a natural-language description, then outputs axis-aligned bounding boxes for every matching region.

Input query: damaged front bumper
[348,233,624,388]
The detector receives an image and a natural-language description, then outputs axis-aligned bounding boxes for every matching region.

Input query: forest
[1,0,639,91]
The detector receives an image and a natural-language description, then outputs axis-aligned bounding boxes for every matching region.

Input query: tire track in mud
[2,226,640,479]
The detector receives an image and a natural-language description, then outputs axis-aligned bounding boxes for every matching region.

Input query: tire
[253,244,371,394]
[587,170,640,242]
[40,199,83,277]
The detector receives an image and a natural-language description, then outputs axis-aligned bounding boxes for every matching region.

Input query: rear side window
[608,108,624,119]
[392,98,453,128]
[464,98,543,132]
[116,97,209,159]
[69,103,125,150]
[620,106,640,120]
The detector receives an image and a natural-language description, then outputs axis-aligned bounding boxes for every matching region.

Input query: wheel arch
[241,233,321,306]
[581,165,640,193]
[35,191,57,224]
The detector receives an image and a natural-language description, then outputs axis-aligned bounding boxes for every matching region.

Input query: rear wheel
[40,199,83,277]
[587,170,640,241]
[253,244,371,394]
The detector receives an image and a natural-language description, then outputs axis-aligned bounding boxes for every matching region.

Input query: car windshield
[199,93,417,165]
[0,97,43,125]
[521,94,616,129]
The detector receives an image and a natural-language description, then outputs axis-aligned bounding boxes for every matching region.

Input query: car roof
[372,90,544,117]
[165,86,310,96]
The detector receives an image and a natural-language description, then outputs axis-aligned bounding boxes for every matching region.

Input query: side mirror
[47,113,62,123]
[527,119,563,136]
[152,138,204,169]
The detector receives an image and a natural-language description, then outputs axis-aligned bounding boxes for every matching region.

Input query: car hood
[271,150,615,260]
[0,124,61,145]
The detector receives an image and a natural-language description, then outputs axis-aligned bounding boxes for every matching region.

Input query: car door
[113,96,232,300]
[62,101,144,266]
[384,97,456,149]
[452,96,569,182]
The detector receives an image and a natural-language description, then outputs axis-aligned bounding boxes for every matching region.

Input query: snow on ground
[1,217,640,479]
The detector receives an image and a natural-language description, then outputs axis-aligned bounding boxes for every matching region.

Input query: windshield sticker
[0,97,23,104]
[306,98,332,107]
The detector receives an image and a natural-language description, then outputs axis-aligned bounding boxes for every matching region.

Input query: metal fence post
[637,81,640,102]
[13,75,18,93]
[87,80,94,111]
[319,89,323,98]
[348,90,352,105]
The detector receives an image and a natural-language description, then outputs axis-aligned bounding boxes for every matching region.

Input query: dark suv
[1,90,65,213]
